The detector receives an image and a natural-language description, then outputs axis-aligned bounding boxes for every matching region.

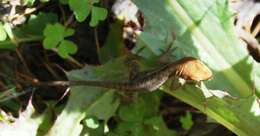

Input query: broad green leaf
[87,90,120,120]
[142,92,161,118]
[90,6,108,27]
[132,0,260,135]
[0,22,7,41]
[47,58,125,136]
[118,96,145,122]
[115,122,144,136]
[118,92,161,122]
[179,112,193,130]
[144,116,177,136]
[69,0,91,22]
[57,40,78,58]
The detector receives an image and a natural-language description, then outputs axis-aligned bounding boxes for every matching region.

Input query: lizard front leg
[169,76,185,91]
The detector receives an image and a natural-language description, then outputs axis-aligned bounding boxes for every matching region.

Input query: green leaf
[43,23,65,49]
[99,20,124,63]
[84,117,99,129]
[43,38,57,49]
[59,0,68,4]
[20,12,58,35]
[116,122,144,136]
[3,23,15,41]
[47,58,126,136]
[0,41,16,49]
[132,0,260,135]
[87,90,120,120]
[82,117,105,136]
[0,12,55,48]
[144,116,177,136]
[64,28,75,37]
[0,22,7,41]
[142,92,161,118]
[90,6,108,27]
[22,0,35,6]
[118,97,145,122]
[40,0,49,2]
[179,112,193,130]
[43,23,76,58]
[69,0,91,22]
[92,0,100,3]
[57,40,77,58]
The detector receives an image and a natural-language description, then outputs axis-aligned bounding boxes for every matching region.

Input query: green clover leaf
[64,28,75,37]
[69,0,91,22]
[57,40,77,58]
[68,0,107,25]
[90,6,108,27]
[43,23,65,49]
[43,23,77,58]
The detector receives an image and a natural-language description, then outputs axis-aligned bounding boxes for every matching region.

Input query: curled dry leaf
[174,57,213,82]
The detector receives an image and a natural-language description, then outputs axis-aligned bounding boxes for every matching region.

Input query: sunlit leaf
[90,6,108,27]
[47,58,125,136]
[0,22,7,41]
[0,100,49,136]
[132,0,260,135]
[69,0,91,22]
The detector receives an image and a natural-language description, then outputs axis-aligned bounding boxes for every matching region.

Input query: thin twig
[42,62,61,80]
[51,48,84,68]
[15,48,33,76]
[94,28,101,55]
[64,14,74,27]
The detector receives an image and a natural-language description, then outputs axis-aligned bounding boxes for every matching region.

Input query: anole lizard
[30,57,213,92]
